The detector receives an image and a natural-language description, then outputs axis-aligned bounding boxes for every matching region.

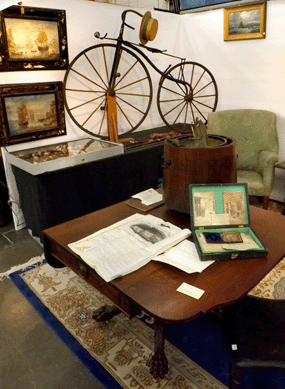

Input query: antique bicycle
[63,9,218,142]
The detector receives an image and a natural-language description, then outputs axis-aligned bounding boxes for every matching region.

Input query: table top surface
[43,200,285,324]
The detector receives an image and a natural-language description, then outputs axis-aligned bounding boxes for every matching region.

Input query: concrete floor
[0,216,105,389]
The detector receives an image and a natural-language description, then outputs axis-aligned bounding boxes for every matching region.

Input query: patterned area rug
[249,256,285,299]
[10,261,227,389]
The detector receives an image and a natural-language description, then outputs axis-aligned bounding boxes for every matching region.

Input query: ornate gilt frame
[224,2,266,41]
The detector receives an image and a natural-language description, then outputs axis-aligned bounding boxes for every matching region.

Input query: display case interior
[189,183,268,261]
[5,138,124,175]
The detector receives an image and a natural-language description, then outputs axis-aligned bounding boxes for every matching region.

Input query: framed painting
[224,2,266,41]
[0,82,66,146]
[0,5,68,71]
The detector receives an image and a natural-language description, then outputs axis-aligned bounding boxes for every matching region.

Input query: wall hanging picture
[224,2,266,41]
[0,5,68,71]
[0,82,66,146]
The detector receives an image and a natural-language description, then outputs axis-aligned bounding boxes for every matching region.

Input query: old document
[68,213,191,282]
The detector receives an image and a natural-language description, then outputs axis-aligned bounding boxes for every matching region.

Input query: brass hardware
[18,2,25,14]
[231,253,239,259]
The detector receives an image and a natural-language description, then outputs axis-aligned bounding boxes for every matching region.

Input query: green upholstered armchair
[207,109,279,209]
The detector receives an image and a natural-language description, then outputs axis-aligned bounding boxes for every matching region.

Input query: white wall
[180,2,285,201]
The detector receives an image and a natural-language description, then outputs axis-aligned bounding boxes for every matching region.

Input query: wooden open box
[189,183,268,261]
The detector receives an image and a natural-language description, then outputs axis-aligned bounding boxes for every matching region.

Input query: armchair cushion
[207,109,279,198]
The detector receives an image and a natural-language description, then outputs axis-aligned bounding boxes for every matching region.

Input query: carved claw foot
[92,305,121,322]
[148,351,168,379]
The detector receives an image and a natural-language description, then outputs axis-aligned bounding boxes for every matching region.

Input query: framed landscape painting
[224,2,266,41]
[0,5,68,71]
[0,82,66,146]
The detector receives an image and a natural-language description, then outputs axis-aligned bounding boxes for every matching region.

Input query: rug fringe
[0,254,45,281]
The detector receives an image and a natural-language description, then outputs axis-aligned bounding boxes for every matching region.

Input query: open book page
[68,213,191,282]
[152,240,214,273]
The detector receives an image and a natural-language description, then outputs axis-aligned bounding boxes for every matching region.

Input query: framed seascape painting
[0,5,68,71]
[224,2,266,41]
[0,82,66,146]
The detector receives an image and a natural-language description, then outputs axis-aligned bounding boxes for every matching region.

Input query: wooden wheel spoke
[190,102,195,124]
[102,46,110,88]
[116,95,145,115]
[190,64,195,86]
[85,53,108,89]
[70,93,105,111]
[160,98,184,103]
[193,70,206,91]
[115,59,139,89]
[192,99,215,110]
[183,102,189,130]
[116,101,134,130]
[190,101,207,122]
[193,94,216,99]
[173,102,187,124]
[193,81,214,96]
[81,96,106,126]
[161,85,185,98]
[193,99,214,110]
[164,99,185,117]
[70,68,106,91]
[66,88,104,94]
[115,76,149,92]
[116,92,150,98]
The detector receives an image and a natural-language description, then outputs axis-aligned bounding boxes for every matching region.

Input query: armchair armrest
[258,150,279,193]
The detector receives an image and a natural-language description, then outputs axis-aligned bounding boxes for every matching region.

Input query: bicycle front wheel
[63,43,153,139]
[157,61,218,131]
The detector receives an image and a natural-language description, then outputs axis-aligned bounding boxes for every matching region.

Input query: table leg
[92,305,121,322]
[149,320,168,379]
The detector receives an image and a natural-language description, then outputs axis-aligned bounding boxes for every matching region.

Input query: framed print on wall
[0,5,68,71]
[224,2,266,41]
[0,82,66,146]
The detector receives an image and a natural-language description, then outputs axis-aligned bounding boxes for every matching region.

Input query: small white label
[177,282,205,299]
[231,344,238,351]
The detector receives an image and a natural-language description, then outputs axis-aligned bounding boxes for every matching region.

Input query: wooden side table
[275,161,285,215]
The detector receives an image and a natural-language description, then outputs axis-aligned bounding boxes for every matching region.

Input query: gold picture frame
[224,2,266,41]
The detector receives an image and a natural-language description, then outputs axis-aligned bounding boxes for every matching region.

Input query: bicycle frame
[96,9,193,98]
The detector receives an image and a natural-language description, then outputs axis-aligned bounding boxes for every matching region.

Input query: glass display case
[5,138,124,175]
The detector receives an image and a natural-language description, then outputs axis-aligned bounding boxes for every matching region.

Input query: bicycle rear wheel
[63,43,153,139]
[157,61,218,131]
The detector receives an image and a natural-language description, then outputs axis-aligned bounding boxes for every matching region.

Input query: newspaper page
[152,240,214,273]
[68,213,191,282]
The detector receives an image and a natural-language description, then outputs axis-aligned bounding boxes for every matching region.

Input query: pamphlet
[68,213,191,282]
